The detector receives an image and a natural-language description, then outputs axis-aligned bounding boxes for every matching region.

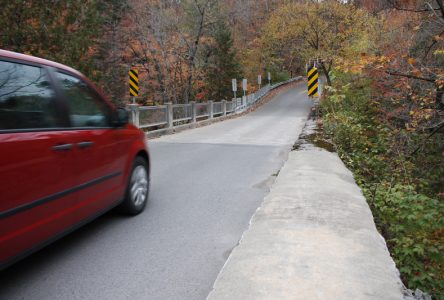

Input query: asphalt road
[0,83,312,300]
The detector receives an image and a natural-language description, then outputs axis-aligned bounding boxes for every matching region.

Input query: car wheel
[120,156,149,215]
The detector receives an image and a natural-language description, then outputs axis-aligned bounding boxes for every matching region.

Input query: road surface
[0,83,312,299]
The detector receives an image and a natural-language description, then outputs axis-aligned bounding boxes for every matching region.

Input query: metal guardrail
[128,77,301,134]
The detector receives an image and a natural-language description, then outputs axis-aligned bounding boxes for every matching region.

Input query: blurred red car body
[0,50,150,270]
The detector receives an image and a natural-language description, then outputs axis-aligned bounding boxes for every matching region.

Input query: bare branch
[385,70,436,83]
[411,121,444,155]
[385,0,440,13]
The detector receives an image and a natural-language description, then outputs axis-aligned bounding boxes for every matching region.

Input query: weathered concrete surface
[208,149,404,300]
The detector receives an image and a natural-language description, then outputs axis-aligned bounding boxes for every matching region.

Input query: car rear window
[0,60,58,131]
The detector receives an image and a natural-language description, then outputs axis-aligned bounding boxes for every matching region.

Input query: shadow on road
[0,209,128,287]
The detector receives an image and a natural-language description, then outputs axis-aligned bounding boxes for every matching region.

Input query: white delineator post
[242,78,247,107]
[191,101,197,123]
[166,102,173,128]
[209,100,214,119]
[128,103,140,128]
[232,78,237,100]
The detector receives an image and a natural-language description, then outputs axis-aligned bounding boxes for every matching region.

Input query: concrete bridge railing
[128,77,301,135]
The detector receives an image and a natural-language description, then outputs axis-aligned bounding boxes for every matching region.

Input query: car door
[0,60,78,266]
[53,71,128,222]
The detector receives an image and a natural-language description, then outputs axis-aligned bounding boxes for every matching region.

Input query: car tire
[119,156,149,215]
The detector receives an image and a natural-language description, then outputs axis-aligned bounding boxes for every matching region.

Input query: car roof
[0,49,84,77]
[0,49,117,109]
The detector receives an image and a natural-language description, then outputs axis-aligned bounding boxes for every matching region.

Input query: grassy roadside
[319,72,444,299]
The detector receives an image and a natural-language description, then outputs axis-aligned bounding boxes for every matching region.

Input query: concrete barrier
[207,148,404,300]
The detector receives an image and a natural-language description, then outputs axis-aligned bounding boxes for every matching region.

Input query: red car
[0,50,150,270]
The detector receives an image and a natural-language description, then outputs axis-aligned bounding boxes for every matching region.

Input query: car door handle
[52,143,73,151]
[77,141,94,149]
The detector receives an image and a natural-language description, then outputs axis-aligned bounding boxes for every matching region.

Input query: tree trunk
[436,84,444,110]
[184,1,208,104]
[319,61,332,86]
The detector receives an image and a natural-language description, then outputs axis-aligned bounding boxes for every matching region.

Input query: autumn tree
[0,0,103,79]
[180,0,219,103]
[260,0,378,85]
[126,0,220,104]
[94,0,129,104]
[127,0,179,103]
[0,0,132,104]
[342,0,444,149]
[381,0,444,110]
[320,1,444,295]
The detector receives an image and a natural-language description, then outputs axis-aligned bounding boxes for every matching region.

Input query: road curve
[0,83,312,299]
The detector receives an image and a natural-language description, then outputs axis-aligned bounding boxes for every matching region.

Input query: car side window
[0,60,58,130]
[56,72,111,128]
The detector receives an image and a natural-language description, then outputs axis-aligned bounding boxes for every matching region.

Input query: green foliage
[271,71,290,83]
[370,184,444,294]
[0,0,129,104]
[322,72,444,298]
[0,0,102,77]
[93,0,129,104]
[203,23,242,100]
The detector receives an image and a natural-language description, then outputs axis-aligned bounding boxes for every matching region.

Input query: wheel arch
[135,150,150,175]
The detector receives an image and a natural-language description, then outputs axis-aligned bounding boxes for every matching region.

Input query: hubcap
[130,165,148,207]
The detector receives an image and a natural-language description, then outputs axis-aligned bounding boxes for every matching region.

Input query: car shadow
[0,209,129,287]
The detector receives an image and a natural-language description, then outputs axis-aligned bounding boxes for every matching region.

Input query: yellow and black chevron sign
[307,66,319,97]
[129,68,139,97]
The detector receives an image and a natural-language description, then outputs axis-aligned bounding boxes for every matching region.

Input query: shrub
[321,73,444,298]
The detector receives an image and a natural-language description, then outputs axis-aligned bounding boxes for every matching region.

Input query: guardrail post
[191,101,196,123]
[209,100,214,119]
[222,100,227,116]
[166,102,173,128]
[128,104,140,128]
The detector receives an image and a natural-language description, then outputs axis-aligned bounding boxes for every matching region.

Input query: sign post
[129,68,139,103]
[242,78,247,97]
[258,75,262,90]
[267,72,271,85]
[232,78,237,100]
